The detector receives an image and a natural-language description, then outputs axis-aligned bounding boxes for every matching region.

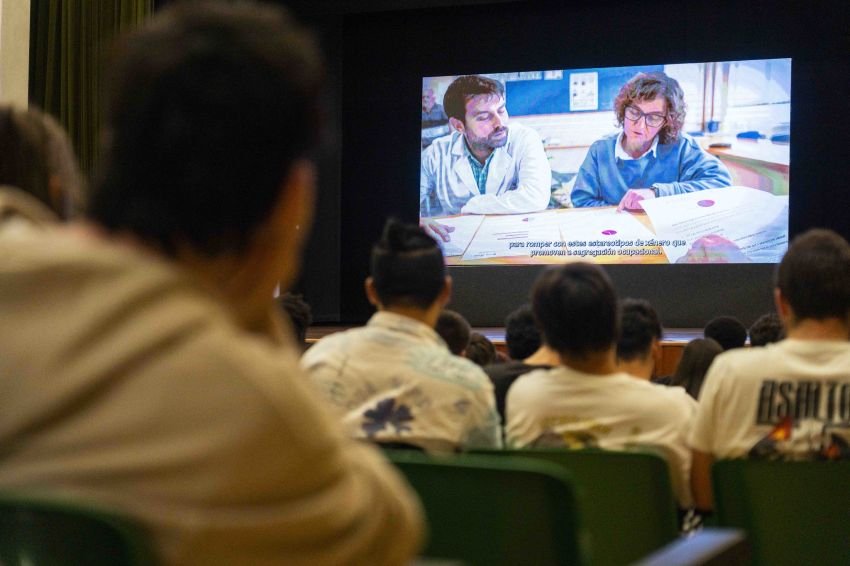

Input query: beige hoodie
[0,184,60,235]
[0,227,423,565]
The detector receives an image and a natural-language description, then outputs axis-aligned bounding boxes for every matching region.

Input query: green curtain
[29,0,153,178]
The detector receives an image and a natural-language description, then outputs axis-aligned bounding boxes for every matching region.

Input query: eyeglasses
[625,105,666,128]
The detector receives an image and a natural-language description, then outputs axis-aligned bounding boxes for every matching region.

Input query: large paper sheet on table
[433,215,485,257]
[462,211,562,261]
[640,186,789,263]
[559,208,659,259]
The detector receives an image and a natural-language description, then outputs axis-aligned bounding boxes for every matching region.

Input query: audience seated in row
[0,105,84,232]
[3,2,847,558]
[505,263,697,508]
[0,3,423,563]
[690,229,850,513]
[302,219,502,453]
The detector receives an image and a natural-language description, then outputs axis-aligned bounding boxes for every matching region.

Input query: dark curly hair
[616,298,662,361]
[443,75,505,123]
[435,309,471,355]
[748,313,784,347]
[505,304,542,360]
[613,72,685,144]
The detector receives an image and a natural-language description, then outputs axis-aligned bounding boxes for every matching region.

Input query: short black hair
[465,333,497,367]
[371,219,446,309]
[532,263,619,358]
[777,229,850,321]
[443,75,505,123]
[277,292,312,346]
[504,305,542,360]
[617,298,662,361]
[704,316,747,351]
[435,309,471,356]
[748,312,785,347]
[89,1,323,257]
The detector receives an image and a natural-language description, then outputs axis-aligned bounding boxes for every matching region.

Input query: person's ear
[650,337,661,370]
[47,175,64,216]
[365,277,381,308]
[651,337,661,358]
[774,288,790,320]
[268,159,315,290]
[438,275,452,307]
[448,117,465,134]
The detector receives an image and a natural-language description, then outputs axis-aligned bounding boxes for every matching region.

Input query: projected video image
[420,59,791,265]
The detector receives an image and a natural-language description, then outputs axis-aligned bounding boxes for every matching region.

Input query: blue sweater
[571,133,732,207]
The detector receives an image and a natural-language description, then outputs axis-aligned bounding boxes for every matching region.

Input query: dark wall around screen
[318,0,849,328]
[213,0,850,327]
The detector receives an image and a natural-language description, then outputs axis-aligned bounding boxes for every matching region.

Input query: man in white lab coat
[420,75,551,242]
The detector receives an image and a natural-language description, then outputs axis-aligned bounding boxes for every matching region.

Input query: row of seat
[0,451,846,565]
[388,449,850,566]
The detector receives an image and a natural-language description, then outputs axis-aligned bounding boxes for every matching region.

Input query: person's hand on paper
[420,218,455,242]
[617,188,656,212]
[676,234,752,263]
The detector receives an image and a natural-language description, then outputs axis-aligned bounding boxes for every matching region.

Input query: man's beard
[466,127,508,154]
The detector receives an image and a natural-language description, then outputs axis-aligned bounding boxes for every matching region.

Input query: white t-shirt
[689,339,850,460]
[302,311,502,453]
[506,366,697,507]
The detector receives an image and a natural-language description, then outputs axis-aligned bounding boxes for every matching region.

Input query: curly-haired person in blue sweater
[571,71,732,211]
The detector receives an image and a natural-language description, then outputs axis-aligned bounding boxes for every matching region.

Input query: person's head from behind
[704,316,747,351]
[0,105,83,220]
[504,304,542,360]
[276,292,312,349]
[434,309,471,356]
[465,332,496,367]
[614,71,685,146]
[749,312,785,347]
[532,263,619,366]
[367,219,449,318]
[443,75,508,156]
[616,298,662,379]
[672,338,723,400]
[89,1,322,294]
[776,229,850,328]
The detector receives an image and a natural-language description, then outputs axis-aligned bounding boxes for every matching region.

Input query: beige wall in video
[0,0,31,107]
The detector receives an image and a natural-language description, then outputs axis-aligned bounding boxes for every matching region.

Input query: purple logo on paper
[697,200,715,207]
[601,229,617,236]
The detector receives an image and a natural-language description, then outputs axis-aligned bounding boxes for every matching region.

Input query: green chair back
[713,459,850,566]
[0,492,155,566]
[476,449,679,566]
[387,450,586,566]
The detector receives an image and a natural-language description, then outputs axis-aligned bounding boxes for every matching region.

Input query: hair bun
[382,218,435,251]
